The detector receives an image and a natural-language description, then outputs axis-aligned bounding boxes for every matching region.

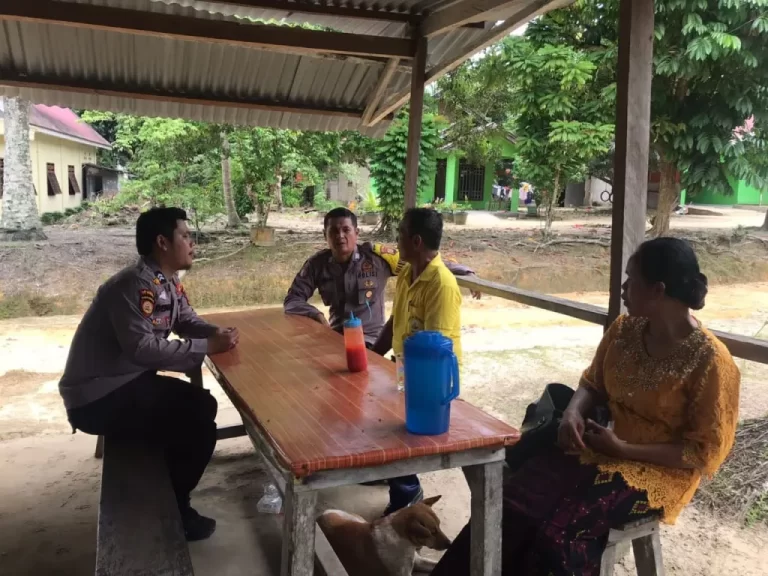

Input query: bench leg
[464,460,504,576]
[633,531,665,576]
[599,543,617,576]
[94,435,104,459]
[281,486,317,576]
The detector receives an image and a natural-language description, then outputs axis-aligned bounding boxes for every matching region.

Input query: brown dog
[318,496,452,576]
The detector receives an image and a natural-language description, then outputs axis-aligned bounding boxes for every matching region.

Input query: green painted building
[422,135,518,211]
[369,133,520,212]
[685,176,765,206]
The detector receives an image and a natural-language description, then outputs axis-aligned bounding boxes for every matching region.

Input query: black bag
[504,383,610,473]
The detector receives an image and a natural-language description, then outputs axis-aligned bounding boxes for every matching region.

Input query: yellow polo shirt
[392,253,463,362]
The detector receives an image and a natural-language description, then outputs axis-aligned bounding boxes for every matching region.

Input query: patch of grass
[0,292,80,320]
[745,493,768,527]
[694,416,768,527]
[40,211,65,225]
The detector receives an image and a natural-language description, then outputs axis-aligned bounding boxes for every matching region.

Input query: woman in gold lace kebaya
[431,237,741,576]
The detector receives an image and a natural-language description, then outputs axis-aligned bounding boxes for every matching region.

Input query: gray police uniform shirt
[283,242,473,345]
[59,257,217,410]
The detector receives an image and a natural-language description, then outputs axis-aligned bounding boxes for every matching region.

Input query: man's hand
[558,409,587,452]
[312,313,331,328]
[207,327,240,355]
[467,274,482,300]
[584,419,626,458]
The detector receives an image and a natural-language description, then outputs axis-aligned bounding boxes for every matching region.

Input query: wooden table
[203,309,520,576]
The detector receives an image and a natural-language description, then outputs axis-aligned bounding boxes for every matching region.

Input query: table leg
[281,484,318,576]
[464,461,504,576]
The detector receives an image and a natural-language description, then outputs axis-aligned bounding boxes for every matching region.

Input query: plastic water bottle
[343,312,368,372]
[257,483,283,514]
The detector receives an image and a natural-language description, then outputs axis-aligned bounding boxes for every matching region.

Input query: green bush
[313,188,341,213]
[369,109,443,231]
[40,211,65,225]
[233,182,255,219]
[281,185,304,208]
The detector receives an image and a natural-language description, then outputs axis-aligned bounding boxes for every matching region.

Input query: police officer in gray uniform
[61,207,239,541]
[285,207,475,347]
[284,207,476,514]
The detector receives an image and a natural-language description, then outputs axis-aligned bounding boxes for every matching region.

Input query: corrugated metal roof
[0,0,529,134]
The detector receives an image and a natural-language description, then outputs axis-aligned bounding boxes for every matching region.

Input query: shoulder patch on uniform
[380,245,397,255]
[175,282,190,305]
[139,289,155,317]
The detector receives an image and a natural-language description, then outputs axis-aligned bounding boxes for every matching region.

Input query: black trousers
[67,371,218,512]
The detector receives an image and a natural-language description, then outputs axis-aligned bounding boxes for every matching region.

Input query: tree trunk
[650,159,678,237]
[762,210,768,231]
[544,171,561,235]
[274,171,283,212]
[220,131,240,228]
[1,97,45,240]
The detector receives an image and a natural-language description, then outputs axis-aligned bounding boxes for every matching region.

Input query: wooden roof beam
[368,0,569,125]
[0,0,414,60]
[361,58,400,126]
[422,0,526,38]
[202,0,417,22]
[200,0,487,28]
[0,71,395,121]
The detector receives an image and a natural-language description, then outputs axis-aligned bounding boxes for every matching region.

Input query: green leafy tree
[647,0,768,235]
[369,109,443,232]
[502,38,614,232]
[523,0,768,236]
[437,53,516,165]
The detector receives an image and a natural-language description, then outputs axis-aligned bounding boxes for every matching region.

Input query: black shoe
[383,486,424,517]
[182,507,217,541]
[360,480,389,486]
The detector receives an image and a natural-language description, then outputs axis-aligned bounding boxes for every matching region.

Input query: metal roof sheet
[0,0,543,134]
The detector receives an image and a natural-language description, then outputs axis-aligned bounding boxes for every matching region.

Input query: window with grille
[47,163,62,196]
[68,166,81,196]
[0,158,4,199]
[457,160,485,202]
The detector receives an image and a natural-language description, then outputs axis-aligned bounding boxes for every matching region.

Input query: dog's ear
[422,495,442,507]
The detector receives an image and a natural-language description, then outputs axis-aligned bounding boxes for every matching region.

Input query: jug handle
[444,353,460,405]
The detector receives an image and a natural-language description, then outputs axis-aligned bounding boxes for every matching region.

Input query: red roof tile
[27,104,111,149]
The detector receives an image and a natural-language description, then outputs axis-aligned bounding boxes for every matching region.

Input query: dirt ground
[3,207,768,318]
[2,210,768,575]
[2,285,768,575]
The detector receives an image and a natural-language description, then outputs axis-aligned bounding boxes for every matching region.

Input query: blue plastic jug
[402,331,460,435]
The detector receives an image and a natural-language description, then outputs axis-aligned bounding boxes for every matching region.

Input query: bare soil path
[2,284,768,574]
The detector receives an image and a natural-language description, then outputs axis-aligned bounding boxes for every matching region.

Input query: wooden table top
[203,309,520,478]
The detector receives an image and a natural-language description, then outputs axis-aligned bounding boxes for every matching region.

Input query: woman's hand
[558,410,587,452]
[584,419,626,458]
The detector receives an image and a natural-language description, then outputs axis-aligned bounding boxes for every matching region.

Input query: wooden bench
[600,518,665,576]
[96,436,193,576]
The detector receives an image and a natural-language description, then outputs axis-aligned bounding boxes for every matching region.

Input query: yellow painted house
[0,102,112,215]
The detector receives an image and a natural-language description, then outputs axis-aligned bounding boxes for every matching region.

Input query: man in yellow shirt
[372,207,463,514]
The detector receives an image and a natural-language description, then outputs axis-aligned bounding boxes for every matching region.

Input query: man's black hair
[136,207,188,256]
[324,207,358,230]
[403,208,443,251]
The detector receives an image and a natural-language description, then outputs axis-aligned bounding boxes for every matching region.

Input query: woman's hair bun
[635,238,707,310]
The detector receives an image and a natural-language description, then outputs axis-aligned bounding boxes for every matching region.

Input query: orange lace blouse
[579,315,740,523]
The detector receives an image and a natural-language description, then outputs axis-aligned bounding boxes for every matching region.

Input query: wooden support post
[633,532,665,576]
[607,0,654,325]
[281,483,318,576]
[464,461,503,576]
[404,34,428,210]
